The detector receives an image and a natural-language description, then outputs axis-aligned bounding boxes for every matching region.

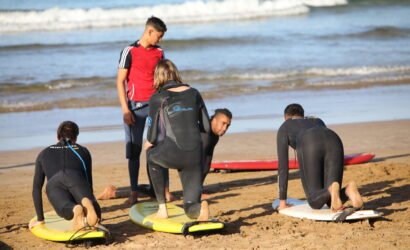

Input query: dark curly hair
[57,121,79,141]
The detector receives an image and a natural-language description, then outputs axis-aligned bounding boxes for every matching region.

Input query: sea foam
[0,0,347,33]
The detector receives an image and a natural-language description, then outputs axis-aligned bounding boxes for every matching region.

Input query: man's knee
[184,202,201,219]
[307,197,326,209]
[126,142,142,159]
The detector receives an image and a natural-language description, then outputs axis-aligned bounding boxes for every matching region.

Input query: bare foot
[345,181,364,209]
[165,191,176,202]
[155,203,168,219]
[72,205,85,231]
[329,182,343,212]
[126,191,138,206]
[96,185,117,200]
[81,198,98,227]
[197,201,210,221]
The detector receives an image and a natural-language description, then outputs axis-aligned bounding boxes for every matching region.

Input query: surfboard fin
[181,219,220,235]
[333,206,362,222]
[66,225,112,247]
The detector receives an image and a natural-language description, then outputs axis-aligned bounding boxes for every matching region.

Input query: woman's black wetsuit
[277,118,348,209]
[33,141,101,221]
[146,80,210,219]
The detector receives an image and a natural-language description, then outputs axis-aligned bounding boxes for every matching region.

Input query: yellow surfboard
[129,202,224,234]
[29,211,108,242]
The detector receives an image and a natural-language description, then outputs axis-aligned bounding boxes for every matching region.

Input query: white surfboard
[272,198,382,221]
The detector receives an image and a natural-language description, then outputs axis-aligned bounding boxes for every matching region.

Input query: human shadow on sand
[205,170,300,194]
[182,202,274,238]
[359,180,409,216]
[99,171,299,213]
[0,241,12,250]
[217,202,274,235]
[102,218,152,244]
[372,153,410,162]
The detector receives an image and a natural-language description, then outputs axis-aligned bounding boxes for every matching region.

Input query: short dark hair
[284,103,304,117]
[146,16,167,33]
[212,108,232,120]
[57,121,79,141]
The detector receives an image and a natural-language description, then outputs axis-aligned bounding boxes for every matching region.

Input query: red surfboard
[211,153,375,171]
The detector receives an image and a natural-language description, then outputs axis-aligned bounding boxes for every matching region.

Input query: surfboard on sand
[129,201,224,234]
[272,198,382,221]
[29,211,108,242]
[211,153,375,171]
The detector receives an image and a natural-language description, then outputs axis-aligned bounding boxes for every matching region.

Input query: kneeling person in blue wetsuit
[30,121,101,230]
[277,104,364,212]
[144,59,211,220]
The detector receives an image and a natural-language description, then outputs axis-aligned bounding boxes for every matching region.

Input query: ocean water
[0,0,409,151]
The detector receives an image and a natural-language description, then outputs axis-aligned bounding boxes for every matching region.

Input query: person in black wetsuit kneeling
[201,108,231,190]
[144,59,210,220]
[30,121,101,230]
[96,108,232,200]
[276,104,364,212]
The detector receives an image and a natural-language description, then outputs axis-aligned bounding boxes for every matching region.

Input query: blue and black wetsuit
[277,118,348,209]
[146,80,210,219]
[33,141,101,221]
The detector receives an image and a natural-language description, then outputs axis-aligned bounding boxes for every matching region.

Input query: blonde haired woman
[144,59,211,220]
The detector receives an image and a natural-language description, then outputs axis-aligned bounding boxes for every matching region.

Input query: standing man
[117,16,167,205]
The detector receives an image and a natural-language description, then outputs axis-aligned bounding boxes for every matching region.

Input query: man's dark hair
[284,103,304,117]
[146,16,167,33]
[57,121,79,141]
[212,108,233,120]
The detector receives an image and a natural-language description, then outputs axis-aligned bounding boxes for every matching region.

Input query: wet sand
[0,120,409,249]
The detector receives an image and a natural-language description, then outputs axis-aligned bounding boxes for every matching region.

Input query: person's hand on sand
[29,220,44,229]
[144,141,153,150]
[123,110,135,125]
[277,200,293,211]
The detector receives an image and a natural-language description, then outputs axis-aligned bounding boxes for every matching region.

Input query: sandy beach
[0,119,409,249]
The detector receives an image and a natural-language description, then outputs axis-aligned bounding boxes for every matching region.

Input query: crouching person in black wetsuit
[30,121,101,230]
[277,104,364,212]
[144,59,211,220]
[201,109,232,187]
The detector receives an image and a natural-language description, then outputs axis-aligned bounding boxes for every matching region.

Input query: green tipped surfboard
[29,211,108,242]
[129,201,224,234]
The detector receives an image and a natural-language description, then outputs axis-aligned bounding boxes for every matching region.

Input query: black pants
[148,138,203,219]
[124,101,149,192]
[297,127,348,209]
[46,170,101,220]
